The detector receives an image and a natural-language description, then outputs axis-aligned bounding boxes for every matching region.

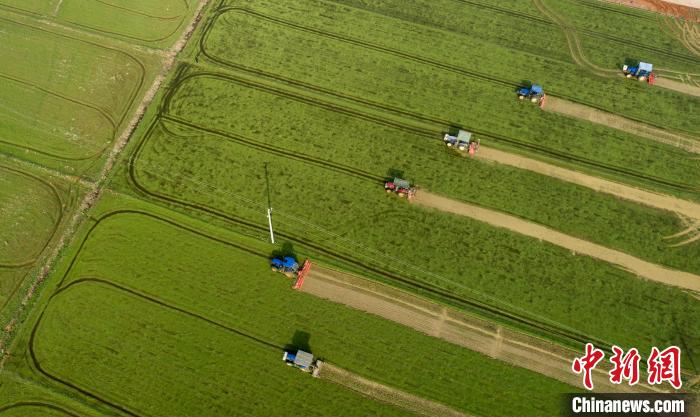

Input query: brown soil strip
[545,97,700,153]
[602,0,699,21]
[412,191,700,291]
[477,146,700,222]
[653,76,700,96]
[304,267,660,393]
[318,362,471,416]
[0,0,212,365]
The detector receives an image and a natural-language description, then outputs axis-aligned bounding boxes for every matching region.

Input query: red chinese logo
[572,343,605,390]
[572,344,682,390]
[609,345,640,385]
[647,346,682,389]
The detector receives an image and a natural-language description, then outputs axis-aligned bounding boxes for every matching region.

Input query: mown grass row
[34,208,576,417]
[167,74,700,275]
[130,120,700,369]
[202,9,700,184]
[235,0,698,134]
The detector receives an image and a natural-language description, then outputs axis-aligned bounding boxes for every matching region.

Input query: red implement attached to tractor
[293,259,312,290]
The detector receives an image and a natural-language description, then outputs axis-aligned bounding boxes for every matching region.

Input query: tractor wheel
[518,95,525,100]
[626,74,632,78]
[458,145,466,151]
[446,142,453,147]
[638,76,646,82]
[398,192,405,198]
[530,97,538,103]
[386,189,392,193]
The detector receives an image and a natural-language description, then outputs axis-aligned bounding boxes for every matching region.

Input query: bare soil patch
[305,267,659,393]
[412,191,700,291]
[545,97,700,153]
[603,0,699,21]
[654,77,700,96]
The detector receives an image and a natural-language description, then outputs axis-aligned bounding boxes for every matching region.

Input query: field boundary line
[0,0,211,372]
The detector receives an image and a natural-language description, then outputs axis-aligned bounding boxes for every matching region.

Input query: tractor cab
[622,62,655,84]
[384,177,416,199]
[517,84,546,105]
[443,129,479,156]
[283,349,322,377]
[271,256,299,278]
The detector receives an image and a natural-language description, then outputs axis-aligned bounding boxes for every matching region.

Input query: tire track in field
[412,191,700,292]
[303,266,661,393]
[318,362,471,417]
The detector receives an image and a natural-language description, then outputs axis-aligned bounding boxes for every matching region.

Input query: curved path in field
[303,267,660,393]
[478,146,700,222]
[318,362,470,417]
[534,0,700,97]
[544,97,700,153]
[412,191,700,292]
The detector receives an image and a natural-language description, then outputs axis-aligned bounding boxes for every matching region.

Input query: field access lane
[413,191,700,292]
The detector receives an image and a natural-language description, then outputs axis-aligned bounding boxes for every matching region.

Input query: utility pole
[266,208,275,244]
[264,163,275,244]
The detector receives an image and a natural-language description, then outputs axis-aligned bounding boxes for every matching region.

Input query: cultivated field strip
[198,13,700,189]
[412,191,700,292]
[303,267,660,393]
[318,363,471,417]
[477,147,700,222]
[203,6,698,135]
[545,97,700,153]
[169,71,700,195]
[28,210,580,417]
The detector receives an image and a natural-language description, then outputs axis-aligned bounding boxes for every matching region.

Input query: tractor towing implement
[283,349,323,377]
[384,177,416,199]
[444,129,479,156]
[622,62,655,84]
[517,84,546,108]
[271,257,312,289]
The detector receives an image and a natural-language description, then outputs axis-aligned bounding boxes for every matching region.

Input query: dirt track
[318,362,470,417]
[653,77,700,96]
[412,191,700,292]
[477,146,700,222]
[603,0,699,21]
[303,267,659,393]
[545,97,700,153]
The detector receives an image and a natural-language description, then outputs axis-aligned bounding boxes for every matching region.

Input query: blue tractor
[517,84,546,105]
[622,62,655,84]
[271,256,299,278]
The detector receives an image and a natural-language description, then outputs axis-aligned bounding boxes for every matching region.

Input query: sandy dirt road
[477,146,700,222]
[654,77,700,96]
[303,267,660,393]
[545,97,700,153]
[412,191,700,292]
[318,362,470,417]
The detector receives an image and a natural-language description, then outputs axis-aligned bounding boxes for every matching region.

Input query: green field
[2,0,699,415]
[162,71,700,275]
[0,0,193,47]
[12,205,574,417]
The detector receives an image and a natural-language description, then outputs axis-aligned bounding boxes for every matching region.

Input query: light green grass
[56,0,191,48]
[28,208,576,417]
[165,73,700,275]
[34,281,410,417]
[0,167,60,265]
[131,120,700,369]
